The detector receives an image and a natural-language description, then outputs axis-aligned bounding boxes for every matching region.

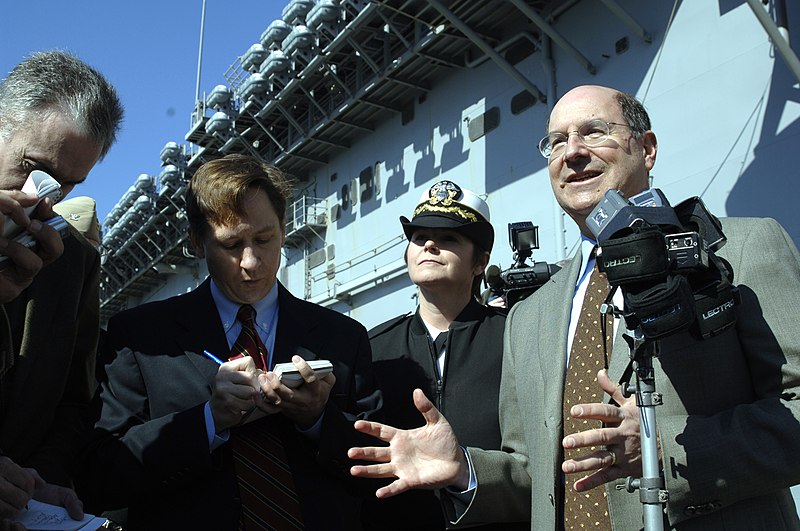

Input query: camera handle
[511,249,531,269]
[620,327,668,531]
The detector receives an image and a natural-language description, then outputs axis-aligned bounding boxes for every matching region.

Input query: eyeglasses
[537,119,632,159]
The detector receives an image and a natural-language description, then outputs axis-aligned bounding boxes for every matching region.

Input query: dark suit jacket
[451,217,800,530]
[78,279,382,530]
[0,231,99,486]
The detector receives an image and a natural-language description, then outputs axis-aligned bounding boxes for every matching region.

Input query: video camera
[485,222,561,308]
[586,188,738,341]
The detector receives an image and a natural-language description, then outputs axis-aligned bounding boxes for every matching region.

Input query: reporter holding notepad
[78,154,382,530]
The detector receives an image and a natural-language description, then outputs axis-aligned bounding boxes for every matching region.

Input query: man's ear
[280,218,287,246]
[642,130,657,171]
[189,229,205,258]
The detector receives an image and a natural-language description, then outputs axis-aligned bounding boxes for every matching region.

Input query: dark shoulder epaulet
[368,313,411,339]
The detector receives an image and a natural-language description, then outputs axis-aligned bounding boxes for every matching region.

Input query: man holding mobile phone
[0,189,63,302]
[0,50,123,526]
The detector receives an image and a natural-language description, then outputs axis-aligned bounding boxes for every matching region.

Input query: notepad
[273,359,333,387]
[13,499,107,531]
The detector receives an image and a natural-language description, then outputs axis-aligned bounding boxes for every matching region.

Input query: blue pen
[203,350,270,403]
[202,350,226,365]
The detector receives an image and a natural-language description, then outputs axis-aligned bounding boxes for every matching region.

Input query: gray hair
[0,50,123,159]
[614,90,651,139]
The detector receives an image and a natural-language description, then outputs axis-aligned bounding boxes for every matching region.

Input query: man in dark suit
[0,50,123,525]
[79,154,382,530]
[348,85,800,530]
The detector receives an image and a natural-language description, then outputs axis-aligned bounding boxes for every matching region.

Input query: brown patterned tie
[562,261,614,530]
[229,305,304,530]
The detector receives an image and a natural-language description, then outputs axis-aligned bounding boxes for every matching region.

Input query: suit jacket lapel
[541,246,634,395]
[536,250,584,425]
[174,278,229,384]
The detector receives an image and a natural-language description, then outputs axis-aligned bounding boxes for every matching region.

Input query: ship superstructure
[99,0,800,330]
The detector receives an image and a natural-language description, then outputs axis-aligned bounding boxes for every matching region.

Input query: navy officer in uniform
[361,181,529,531]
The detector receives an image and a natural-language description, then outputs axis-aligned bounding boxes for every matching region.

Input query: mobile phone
[0,215,71,267]
[273,359,333,388]
[3,170,63,239]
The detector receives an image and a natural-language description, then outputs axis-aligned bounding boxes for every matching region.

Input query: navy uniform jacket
[363,298,528,531]
[77,280,382,530]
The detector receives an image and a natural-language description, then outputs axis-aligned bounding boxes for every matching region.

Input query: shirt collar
[576,235,598,288]
[209,279,279,333]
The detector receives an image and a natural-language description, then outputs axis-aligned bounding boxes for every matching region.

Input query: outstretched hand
[348,389,469,498]
[562,369,643,492]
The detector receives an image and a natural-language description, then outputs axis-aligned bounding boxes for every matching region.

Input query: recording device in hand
[0,171,67,268]
[485,222,560,307]
[586,188,738,341]
[3,170,63,239]
[0,215,71,267]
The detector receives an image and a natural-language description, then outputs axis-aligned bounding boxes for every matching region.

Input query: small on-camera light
[508,221,539,253]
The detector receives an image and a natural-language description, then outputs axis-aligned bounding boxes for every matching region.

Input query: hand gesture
[348,389,469,498]
[259,355,335,429]
[562,369,643,492]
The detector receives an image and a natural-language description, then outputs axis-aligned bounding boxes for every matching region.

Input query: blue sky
[2,0,283,222]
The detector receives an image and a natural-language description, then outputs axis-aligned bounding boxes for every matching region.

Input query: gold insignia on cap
[413,202,480,222]
[413,180,479,222]
[428,181,462,207]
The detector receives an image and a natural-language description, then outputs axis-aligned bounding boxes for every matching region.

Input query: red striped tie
[230,305,267,370]
[229,304,304,530]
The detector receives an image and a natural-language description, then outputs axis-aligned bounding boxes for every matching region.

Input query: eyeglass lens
[539,119,613,158]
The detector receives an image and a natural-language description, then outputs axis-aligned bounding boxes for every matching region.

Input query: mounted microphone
[485,264,503,292]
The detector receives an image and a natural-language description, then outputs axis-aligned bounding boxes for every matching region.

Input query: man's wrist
[452,445,473,491]
[204,402,229,451]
